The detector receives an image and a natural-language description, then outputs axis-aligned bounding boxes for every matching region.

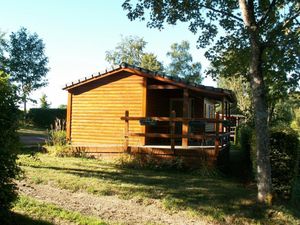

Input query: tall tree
[40,93,51,109]
[140,52,164,71]
[218,76,252,119]
[105,35,163,71]
[122,0,300,203]
[6,27,49,113]
[167,40,202,83]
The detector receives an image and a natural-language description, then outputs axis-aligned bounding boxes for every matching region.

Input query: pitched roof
[63,63,236,102]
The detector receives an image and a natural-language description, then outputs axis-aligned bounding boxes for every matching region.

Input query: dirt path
[19,136,46,146]
[17,180,208,225]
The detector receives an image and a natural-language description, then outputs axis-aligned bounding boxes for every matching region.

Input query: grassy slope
[16,153,300,225]
[12,195,107,225]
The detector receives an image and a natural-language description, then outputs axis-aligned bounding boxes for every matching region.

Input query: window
[204,101,215,119]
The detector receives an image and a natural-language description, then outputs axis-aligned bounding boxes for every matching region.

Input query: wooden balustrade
[121,111,231,154]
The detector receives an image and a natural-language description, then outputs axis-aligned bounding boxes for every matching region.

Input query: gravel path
[17,180,208,225]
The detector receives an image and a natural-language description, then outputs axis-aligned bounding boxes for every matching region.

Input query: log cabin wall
[68,72,145,146]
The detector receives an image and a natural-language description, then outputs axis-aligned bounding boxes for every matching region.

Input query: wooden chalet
[63,63,236,166]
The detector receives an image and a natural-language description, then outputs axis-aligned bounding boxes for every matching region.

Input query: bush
[239,125,300,200]
[45,118,69,157]
[0,73,20,218]
[269,128,299,199]
[117,154,184,170]
[27,108,66,128]
[234,124,253,181]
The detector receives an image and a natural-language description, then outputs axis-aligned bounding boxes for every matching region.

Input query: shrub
[117,153,184,170]
[47,130,66,147]
[241,125,300,200]
[234,124,254,181]
[27,108,66,128]
[45,118,68,156]
[0,73,20,218]
[269,128,299,199]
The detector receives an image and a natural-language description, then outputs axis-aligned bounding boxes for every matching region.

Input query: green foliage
[236,125,253,155]
[0,72,20,216]
[140,52,164,71]
[5,27,49,112]
[218,76,252,117]
[166,40,202,83]
[239,125,300,200]
[45,118,69,157]
[27,108,66,128]
[39,93,50,109]
[105,35,163,72]
[269,128,299,200]
[291,108,300,134]
[235,124,254,181]
[270,92,300,130]
[117,153,184,170]
[58,104,67,109]
[47,130,66,147]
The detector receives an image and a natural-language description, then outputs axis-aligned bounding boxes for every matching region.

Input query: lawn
[13,149,300,225]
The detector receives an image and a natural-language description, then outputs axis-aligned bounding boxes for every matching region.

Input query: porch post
[170,110,176,154]
[215,112,220,157]
[66,92,72,142]
[182,88,189,148]
[221,97,225,134]
[124,110,129,152]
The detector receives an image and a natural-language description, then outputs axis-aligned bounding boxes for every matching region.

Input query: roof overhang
[63,63,236,103]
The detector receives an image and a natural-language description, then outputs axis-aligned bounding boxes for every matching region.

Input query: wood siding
[69,72,145,146]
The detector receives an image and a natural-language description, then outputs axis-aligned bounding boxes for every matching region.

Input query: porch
[120,109,231,164]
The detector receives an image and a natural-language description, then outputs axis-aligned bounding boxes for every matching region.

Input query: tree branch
[265,10,300,46]
[239,0,252,27]
[198,3,243,23]
[258,0,276,26]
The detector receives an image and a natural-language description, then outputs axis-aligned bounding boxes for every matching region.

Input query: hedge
[27,108,66,128]
[0,74,20,219]
[238,125,300,200]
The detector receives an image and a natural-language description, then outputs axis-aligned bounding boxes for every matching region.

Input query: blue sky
[0,0,215,108]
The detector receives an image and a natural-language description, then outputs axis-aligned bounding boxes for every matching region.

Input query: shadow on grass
[26,163,274,222]
[8,212,53,225]
[17,146,47,155]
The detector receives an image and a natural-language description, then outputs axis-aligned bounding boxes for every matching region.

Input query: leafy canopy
[106,36,203,83]
[5,27,49,111]
[218,76,252,118]
[123,0,299,86]
[105,35,163,71]
[40,93,51,109]
[167,40,202,83]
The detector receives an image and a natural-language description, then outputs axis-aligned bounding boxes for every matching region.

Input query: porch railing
[121,110,231,156]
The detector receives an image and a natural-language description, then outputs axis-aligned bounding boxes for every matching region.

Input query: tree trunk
[249,35,272,204]
[23,94,27,120]
[239,0,272,205]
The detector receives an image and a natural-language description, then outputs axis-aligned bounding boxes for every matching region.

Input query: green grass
[12,195,107,225]
[17,152,300,225]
